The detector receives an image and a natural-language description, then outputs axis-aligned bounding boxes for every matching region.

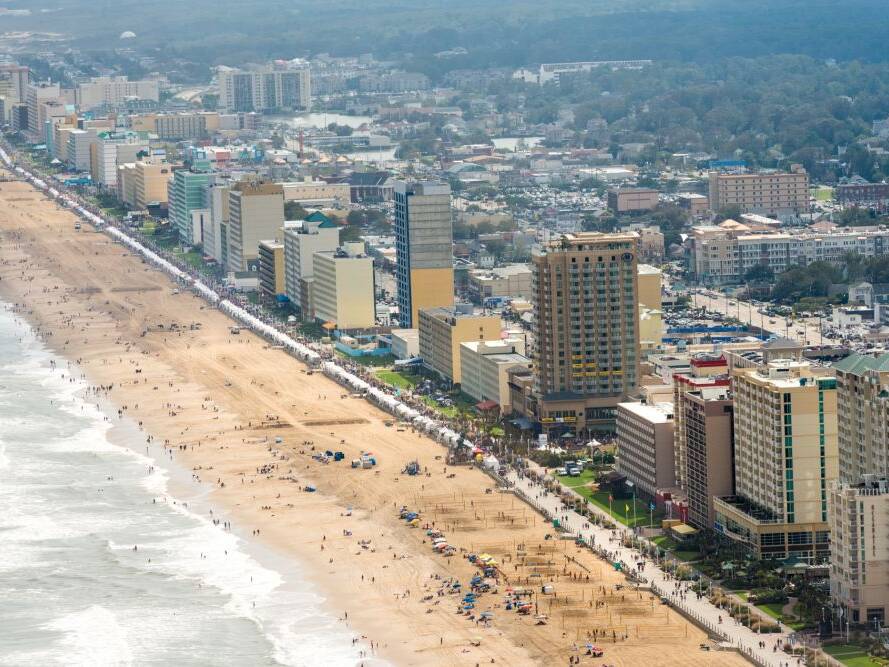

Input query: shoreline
[0,167,747,666]
[2,302,377,665]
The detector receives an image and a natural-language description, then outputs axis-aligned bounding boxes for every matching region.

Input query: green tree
[284,201,309,220]
[744,264,775,283]
[714,205,742,222]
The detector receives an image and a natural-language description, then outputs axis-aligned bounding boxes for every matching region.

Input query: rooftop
[833,352,889,375]
[618,401,674,423]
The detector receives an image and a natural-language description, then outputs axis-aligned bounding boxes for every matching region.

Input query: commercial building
[311,245,375,329]
[227,181,285,274]
[828,353,889,625]
[637,264,662,310]
[468,264,533,303]
[26,81,62,139]
[531,232,640,435]
[75,76,159,111]
[681,386,734,529]
[123,160,172,209]
[389,329,420,360]
[676,193,709,217]
[217,62,310,113]
[258,240,286,299]
[417,308,501,384]
[168,169,212,245]
[282,215,340,316]
[714,361,837,562]
[616,402,675,498]
[0,64,29,111]
[708,166,809,218]
[459,340,531,412]
[517,60,652,86]
[66,128,97,171]
[635,226,666,263]
[836,181,889,207]
[394,181,454,327]
[607,188,659,213]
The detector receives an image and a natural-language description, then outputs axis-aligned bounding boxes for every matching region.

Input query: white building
[217,62,310,113]
[282,216,340,315]
[389,329,419,360]
[76,76,159,111]
[459,339,530,412]
[66,128,96,171]
[92,132,149,189]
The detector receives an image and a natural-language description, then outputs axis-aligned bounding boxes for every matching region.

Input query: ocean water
[0,305,370,667]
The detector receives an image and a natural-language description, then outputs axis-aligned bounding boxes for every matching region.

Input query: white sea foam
[45,605,133,667]
[0,306,372,666]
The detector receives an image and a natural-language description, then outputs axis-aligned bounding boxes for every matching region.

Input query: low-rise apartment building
[459,340,530,412]
[708,166,809,218]
[690,224,889,284]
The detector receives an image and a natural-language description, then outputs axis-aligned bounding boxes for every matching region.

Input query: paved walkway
[506,469,804,667]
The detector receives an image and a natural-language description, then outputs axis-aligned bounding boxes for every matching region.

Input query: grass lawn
[556,470,596,488]
[335,351,396,367]
[375,369,421,391]
[649,535,700,561]
[755,602,784,620]
[176,250,205,271]
[560,480,665,529]
[811,186,834,202]
[652,535,679,550]
[824,643,889,667]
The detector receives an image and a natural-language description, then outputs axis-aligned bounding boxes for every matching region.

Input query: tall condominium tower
[393,181,454,328]
[530,232,640,436]
[217,62,311,113]
[828,353,889,626]
[714,360,837,562]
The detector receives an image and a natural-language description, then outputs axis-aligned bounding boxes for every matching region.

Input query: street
[690,290,837,347]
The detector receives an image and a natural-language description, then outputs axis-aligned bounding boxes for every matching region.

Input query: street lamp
[626,480,637,529]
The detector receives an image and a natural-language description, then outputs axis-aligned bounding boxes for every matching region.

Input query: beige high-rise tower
[531,232,639,436]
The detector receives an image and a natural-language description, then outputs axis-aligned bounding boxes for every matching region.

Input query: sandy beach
[0,169,749,666]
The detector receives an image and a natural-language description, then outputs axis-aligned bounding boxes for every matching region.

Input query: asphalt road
[690,290,838,347]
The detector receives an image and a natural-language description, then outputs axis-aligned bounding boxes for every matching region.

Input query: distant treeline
[7,0,889,78]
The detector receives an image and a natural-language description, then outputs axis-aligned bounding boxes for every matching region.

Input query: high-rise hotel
[530,232,640,436]
[393,181,454,328]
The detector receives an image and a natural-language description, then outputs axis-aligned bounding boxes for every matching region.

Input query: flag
[624,503,630,514]
[608,494,613,503]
